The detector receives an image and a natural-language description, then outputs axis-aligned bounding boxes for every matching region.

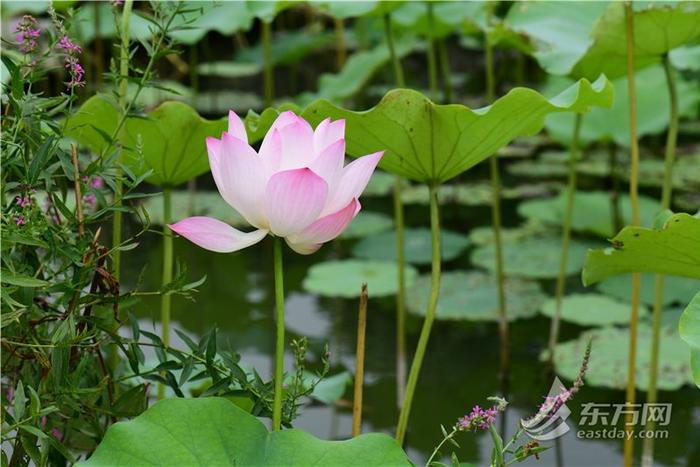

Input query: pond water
[121,181,699,467]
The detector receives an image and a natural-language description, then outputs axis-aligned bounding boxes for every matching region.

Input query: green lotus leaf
[314,1,379,19]
[80,398,409,466]
[517,190,659,237]
[679,292,700,387]
[670,44,700,71]
[168,1,255,44]
[302,260,418,298]
[363,171,398,197]
[400,181,559,205]
[197,62,262,79]
[597,274,700,308]
[140,191,247,227]
[65,96,226,187]
[540,293,649,326]
[236,29,336,67]
[543,65,700,147]
[246,1,297,22]
[352,228,469,265]
[471,234,601,279]
[68,2,154,43]
[468,223,549,247]
[301,77,613,183]
[306,371,352,404]
[406,270,546,322]
[582,213,700,285]
[550,324,694,391]
[340,211,393,239]
[392,1,478,38]
[509,1,700,79]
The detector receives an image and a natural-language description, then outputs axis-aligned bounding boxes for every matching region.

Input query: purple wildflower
[90,177,104,189]
[14,215,27,226]
[84,193,97,210]
[56,35,85,90]
[457,405,499,431]
[16,196,32,208]
[51,427,63,441]
[15,15,41,53]
[57,35,81,54]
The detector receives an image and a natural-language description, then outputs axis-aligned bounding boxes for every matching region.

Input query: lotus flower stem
[623,3,642,465]
[272,237,285,431]
[384,12,408,407]
[425,2,439,101]
[112,0,133,281]
[484,4,510,380]
[396,183,441,445]
[437,39,452,103]
[262,20,274,107]
[334,18,346,71]
[352,284,368,437]
[548,113,582,359]
[607,142,623,232]
[157,187,173,400]
[642,53,679,467]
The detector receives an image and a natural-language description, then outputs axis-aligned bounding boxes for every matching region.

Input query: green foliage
[168,1,254,44]
[583,213,700,285]
[237,28,337,67]
[81,398,410,466]
[540,293,649,326]
[302,77,613,182]
[302,260,418,298]
[141,191,247,227]
[401,181,559,206]
[550,324,694,390]
[352,228,469,264]
[406,271,546,322]
[68,2,154,42]
[517,190,659,237]
[596,274,700,308]
[679,292,700,387]
[472,234,601,279]
[339,211,393,239]
[65,97,226,187]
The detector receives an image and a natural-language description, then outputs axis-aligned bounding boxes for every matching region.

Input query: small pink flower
[57,36,81,54]
[84,193,97,209]
[91,177,104,189]
[51,427,62,441]
[14,215,27,226]
[170,111,383,255]
[16,196,32,208]
[15,15,41,53]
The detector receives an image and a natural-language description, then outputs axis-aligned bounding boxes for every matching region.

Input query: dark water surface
[121,193,699,467]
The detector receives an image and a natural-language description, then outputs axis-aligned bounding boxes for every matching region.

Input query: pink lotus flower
[170,111,383,255]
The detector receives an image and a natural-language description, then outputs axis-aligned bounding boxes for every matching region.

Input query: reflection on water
[122,222,699,466]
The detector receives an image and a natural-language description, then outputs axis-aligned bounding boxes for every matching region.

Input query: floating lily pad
[400,182,560,205]
[363,171,397,197]
[302,260,418,298]
[340,211,393,239]
[596,274,700,308]
[406,271,546,322]
[468,223,550,247]
[352,228,469,265]
[141,192,247,228]
[550,324,694,391]
[540,293,649,326]
[81,398,409,466]
[518,190,659,237]
[471,234,600,279]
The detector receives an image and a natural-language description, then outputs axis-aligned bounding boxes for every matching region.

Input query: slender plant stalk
[437,39,452,103]
[93,1,103,89]
[334,17,346,71]
[623,3,642,465]
[484,7,509,379]
[262,20,274,107]
[425,426,458,466]
[71,144,84,238]
[112,0,133,280]
[425,3,439,100]
[641,53,679,467]
[396,184,442,445]
[548,114,582,359]
[352,284,369,437]
[272,237,285,431]
[157,187,173,400]
[384,12,408,407]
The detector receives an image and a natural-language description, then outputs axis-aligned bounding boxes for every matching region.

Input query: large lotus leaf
[301,77,613,183]
[582,213,700,285]
[340,211,393,239]
[550,324,694,391]
[392,1,481,38]
[236,29,336,67]
[517,190,659,237]
[506,1,610,76]
[471,234,601,279]
[302,260,417,298]
[543,65,700,147]
[468,223,550,247]
[406,270,546,322]
[315,1,380,19]
[679,292,700,387]
[197,62,262,79]
[140,191,247,227]
[68,2,153,42]
[352,228,470,265]
[246,1,298,22]
[401,181,560,205]
[597,274,700,308]
[80,398,409,466]
[243,104,303,144]
[65,96,226,187]
[168,1,254,44]
[363,171,398,197]
[540,293,649,326]
[509,1,700,79]
[671,44,700,71]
